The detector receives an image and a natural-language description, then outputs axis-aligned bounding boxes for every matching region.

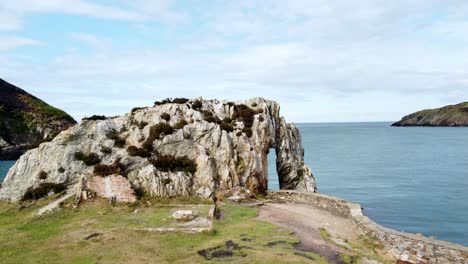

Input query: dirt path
[35,192,75,216]
[257,203,362,264]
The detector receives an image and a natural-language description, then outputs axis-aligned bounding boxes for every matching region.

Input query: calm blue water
[1,123,467,245]
[0,160,15,183]
[268,122,468,246]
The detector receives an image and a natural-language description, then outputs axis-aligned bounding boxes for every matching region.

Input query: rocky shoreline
[266,190,468,264]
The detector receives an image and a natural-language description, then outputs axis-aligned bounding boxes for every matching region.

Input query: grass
[319,227,393,264]
[0,199,329,264]
[21,95,75,122]
[318,227,333,243]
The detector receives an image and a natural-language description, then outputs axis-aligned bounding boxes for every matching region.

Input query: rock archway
[0,97,316,202]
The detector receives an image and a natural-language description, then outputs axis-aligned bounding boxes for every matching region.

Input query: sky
[1,0,468,122]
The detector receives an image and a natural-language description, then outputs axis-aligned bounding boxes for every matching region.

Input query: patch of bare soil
[257,203,360,264]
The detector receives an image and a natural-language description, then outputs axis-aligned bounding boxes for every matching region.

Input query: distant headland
[0,79,76,160]
[393,102,468,127]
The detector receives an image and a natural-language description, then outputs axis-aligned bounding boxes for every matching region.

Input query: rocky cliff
[0,97,316,202]
[393,102,468,127]
[0,79,76,159]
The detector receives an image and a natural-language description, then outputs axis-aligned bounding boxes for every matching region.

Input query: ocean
[0,160,15,183]
[1,122,467,246]
[268,122,468,246]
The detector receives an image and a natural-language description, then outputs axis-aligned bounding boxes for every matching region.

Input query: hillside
[0,79,76,160]
[392,102,468,127]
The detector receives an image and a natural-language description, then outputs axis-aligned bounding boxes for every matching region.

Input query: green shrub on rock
[93,163,121,176]
[131,107,146,114]
[154,98,189,106]
[220,122,234,132]
[38,170,48,180]
[139,121,148,129]
[233,104,256,137]
[242,127,253,138]
[105,129,126,148]
[161,113,171,121]
[152,155,197,174]
[143,123,174,150]
[173,119,188,129]
[113,137,126,148]
[22,183,66,201]
[154,98,172,106]
[127,145,151,158]
[172,98,189,104]
[83,115,107,121]
[75,152,101,166]
[191,100,203,110]
[100,146,112,154]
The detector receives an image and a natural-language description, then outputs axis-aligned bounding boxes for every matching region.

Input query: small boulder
[172,210,198,221]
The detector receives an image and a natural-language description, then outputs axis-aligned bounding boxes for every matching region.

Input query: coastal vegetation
[173,119,188,129]
[74,152,101,166]
[82,115,107,121]
[93,162,122,177]
[0,198,329,264]
[154,98,190,106]
[191,100,203,110]
[126,145,151,158]
[21,183,66,201]
[160,113,171,121]
[151,155,197,174]
[143,123,174,150]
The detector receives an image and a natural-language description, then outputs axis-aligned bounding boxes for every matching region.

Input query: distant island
[392,102,468,127]
[0,79,76,160]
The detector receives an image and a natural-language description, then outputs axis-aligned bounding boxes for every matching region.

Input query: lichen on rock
[0,97,316,202]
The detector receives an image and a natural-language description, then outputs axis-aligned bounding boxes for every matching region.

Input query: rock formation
[0,97,316,202]
[393,102,468,127]
[0,79,76,159]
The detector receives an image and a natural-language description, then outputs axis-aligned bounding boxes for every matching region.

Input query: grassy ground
[318,226,393,264]
[0,197,328,264]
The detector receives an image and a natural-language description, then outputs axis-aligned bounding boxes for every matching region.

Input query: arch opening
[267,148,279,190]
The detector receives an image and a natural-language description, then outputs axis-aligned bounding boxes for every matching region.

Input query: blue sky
[1,0,467,122]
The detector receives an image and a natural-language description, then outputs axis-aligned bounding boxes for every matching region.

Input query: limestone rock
[0,137,10,148]
[0,97,316,202]
[172,210,198,221]
[84,175,136,203]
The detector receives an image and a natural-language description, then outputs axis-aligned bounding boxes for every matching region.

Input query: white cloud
[126,0,189,24]
[2,1,468,122]
[0,0,141,22]
[70,33,109,50]
[0,0,188,32]
[0,12,23,31]
[0,36,43,51]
